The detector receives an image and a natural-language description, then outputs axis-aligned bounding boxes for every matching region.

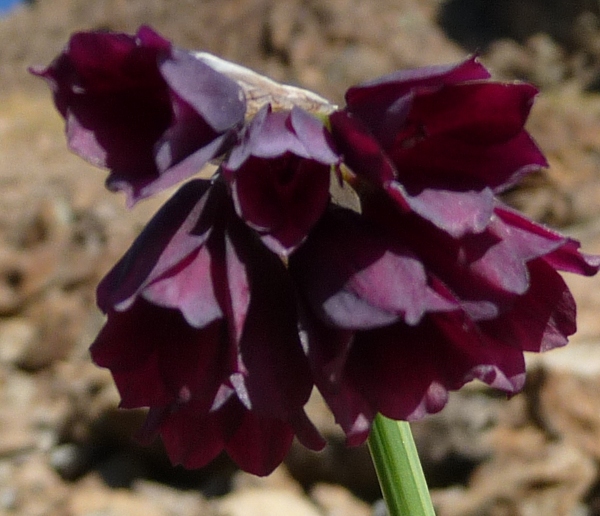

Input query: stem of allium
[368,415,436,516]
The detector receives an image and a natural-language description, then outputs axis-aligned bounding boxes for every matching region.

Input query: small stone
[0,318,36,364]
[215,488,322,516]
[134,479,213,516]
[372,499,388,516]
[231,464,302,494]
[68,474,166,516]
[50,443,94,480]
[0,487,18,511]
[311,483,371,516]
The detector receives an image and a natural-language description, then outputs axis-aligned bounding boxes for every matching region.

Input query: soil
[2,1,600,515]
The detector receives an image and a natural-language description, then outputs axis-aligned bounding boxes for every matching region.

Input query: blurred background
[2,1,600,515]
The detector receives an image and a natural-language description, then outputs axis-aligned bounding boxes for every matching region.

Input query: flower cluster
[35,26,599,476]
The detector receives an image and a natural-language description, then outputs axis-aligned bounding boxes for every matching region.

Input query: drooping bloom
[31,26,246,205]
[223,104,339,255]
[303,57,600,443]
[35,27,600,475]
[89,104,339,475]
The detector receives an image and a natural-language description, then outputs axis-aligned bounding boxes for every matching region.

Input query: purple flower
[87,103,338,475]
[329,56,547,237]
[293,56,600,444]
[289,197,598,443]
[91,180,325,475]
[35,28,600,476]
[31,26,246,205]
[224,105,339,255]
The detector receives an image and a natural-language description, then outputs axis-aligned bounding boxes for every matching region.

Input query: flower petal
[91,299,228,409]
[387,130,547,195]
[225,409,296,476]
[343,310,526,423]
[329,111,397,186]
[32,27,245,205]
[497,205,600,276]
[225,217,314,417]
[400,82,538,145]
[159,48,246,133]
[291,207,456,330]
[225,106,336,254]
[158,402,228,469]
[97,179,214,313]
[345,56,490,113]
[388,183,495,238]
[299,309,374,446]
[480,258,576,354]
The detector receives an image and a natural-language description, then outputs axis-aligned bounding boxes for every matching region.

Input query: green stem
[367,414,436,516]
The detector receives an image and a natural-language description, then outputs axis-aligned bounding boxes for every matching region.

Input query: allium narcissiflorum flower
[31,26,246,206]
[36,27,600,476]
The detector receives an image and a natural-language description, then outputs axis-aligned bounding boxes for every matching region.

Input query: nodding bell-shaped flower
[35,27,600,475]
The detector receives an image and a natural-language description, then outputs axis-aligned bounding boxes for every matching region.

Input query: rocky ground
[2,0,600,514]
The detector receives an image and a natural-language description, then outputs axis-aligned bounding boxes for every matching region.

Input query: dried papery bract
[195,52,337,119]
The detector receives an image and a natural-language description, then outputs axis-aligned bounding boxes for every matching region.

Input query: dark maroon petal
[32,29,171,198]
[435,229,537,304]
[127,48,247,200]
[225,106,337,254]
[340,57,491,149]
[387,183,495,238]
[146,391,316,475]
[225,106,299,167]
[345,56,490,112]
[218,222,251,347]
[544,240,600,276]
[158,403,227,469]
[387,127,547,195]
[290,207,455,330]
[400,82,538,145]
[463,212,565,296]
[91,299,228,409]
[481,259,576,354]
[377,131,547,237]
[32,27,245,205]
[496,205,600,276]
[327,391,374,446]
[321,381,374,447]
[334,60,548,235]
[434,311,526,393]
[347,82,536,159]
[357,195,579,331]
[346,320,453,421]
[289,107,341,164]
[136,25,172,48]
[299,311,374,446]
[154,100,228,173]
[226,106,338,169]
[159,48,246,133]
[329,110,397,186]
[155,391,244,469]
[344,310,526,422]
[471,215,562,291]
[289,410,327,451]
[230,155,331,254]
[137,182,236,330]
[225,409,296,476]
[142,244,223,328]
[224,216,313,417]
[388,204,566,308]
[139,104,235,201]
[97,180,214,313]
